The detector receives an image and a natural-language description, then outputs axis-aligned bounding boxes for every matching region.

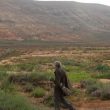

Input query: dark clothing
[54,68,76,110]
[54,68,69,96]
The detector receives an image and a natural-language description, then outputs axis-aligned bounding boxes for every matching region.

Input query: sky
[35,0,110,6]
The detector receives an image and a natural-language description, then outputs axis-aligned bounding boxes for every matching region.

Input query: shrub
[85,79,101,94]
[95,64,110,73]
[29,72,50,82]
[84,80,110,100]
[80,80,96,88]
[91,89,101,97]
[31,87,45,98]
[8,74,29,84]
[86,83,99,94]
[1,78,16,93]
[0,91,37,110]
[100,83,110,100]
[8,72,53,85]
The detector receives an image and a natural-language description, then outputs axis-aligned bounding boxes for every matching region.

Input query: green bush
[95,64,110,73]
[31,87,45,98]
[0,91,37,110]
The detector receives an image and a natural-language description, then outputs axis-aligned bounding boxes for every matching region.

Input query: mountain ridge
[0,0,110,45]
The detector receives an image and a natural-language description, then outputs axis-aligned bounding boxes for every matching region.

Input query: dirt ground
[75,100,110,110]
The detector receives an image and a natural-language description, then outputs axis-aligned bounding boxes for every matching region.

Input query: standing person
[53,61,76,110]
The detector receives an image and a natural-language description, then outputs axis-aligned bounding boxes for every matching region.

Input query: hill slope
[0,0,110,45]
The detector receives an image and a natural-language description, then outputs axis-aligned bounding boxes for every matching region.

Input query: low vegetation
[82,80,110,100]
[0,91,37,110]
[31,87,45,98]
[0,47,110,109]
[93,73,110,79]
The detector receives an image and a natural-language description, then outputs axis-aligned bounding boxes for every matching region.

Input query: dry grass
[0,47,110,110]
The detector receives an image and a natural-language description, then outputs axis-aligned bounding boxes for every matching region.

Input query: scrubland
[0,46,110,110]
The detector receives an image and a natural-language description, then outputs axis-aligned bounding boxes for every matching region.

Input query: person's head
[54,61,62,69]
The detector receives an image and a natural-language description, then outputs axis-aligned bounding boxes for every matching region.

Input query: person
[53,61,76,110]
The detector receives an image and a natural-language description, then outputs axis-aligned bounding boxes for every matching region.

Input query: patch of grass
[64,65,74,72]
[31,87,45,98]
[0,91,37,110]
[68,71,92,82]
[16,63,35,72]
[0,71,7,80]
[0,65,11,71]
[1,78,16,93]
[94,64,110,73]
[93,73,110,79]
[72,88,82,96]
[29,72,53,82]
[8,72,53,85]
[62,60,76,66]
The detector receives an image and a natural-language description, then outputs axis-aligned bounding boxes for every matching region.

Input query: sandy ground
[99,79,110,83]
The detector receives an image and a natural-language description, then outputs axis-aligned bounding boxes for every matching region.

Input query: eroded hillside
[0,0,110,44]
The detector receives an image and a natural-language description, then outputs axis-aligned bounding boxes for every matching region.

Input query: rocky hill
[0,0,110,45]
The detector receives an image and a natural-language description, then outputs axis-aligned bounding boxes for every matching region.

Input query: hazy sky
[35,0,110,6]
